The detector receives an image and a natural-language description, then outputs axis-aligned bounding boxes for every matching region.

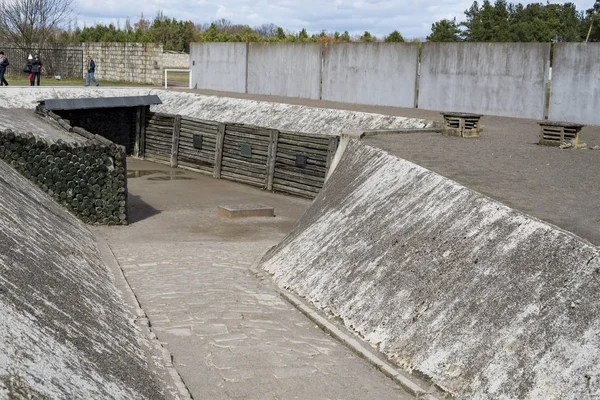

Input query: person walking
[31,54,42,86]
[0,51,10,86]
[85,55,99,87]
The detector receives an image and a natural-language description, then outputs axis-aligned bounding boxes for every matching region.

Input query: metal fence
[2,47,84,79]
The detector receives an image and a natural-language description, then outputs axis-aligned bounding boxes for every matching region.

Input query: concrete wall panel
[419,42,550,119]
[322,43,419,107]
[190,43,247,93]
[247,43,321,99]
[548,43,600,125]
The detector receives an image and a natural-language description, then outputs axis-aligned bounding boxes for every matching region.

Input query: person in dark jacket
[85,55,99,87]
[31,54,42,86]
[0,51,9,86]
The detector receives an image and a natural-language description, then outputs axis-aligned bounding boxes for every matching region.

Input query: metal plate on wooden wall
[295,154,308,169]
[193,134,203,149]
[240,143,252,158]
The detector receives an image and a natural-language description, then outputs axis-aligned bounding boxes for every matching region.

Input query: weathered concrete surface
[0,108,89,144]
[189,43,247,93]
[0,159,173,399]
[419,43,549,119]
[97,160,414,399]
[260,140,600,399]
[247,43,322,100]
[548,43,600,125]
[322,43,419,108]
[0,87,431,135]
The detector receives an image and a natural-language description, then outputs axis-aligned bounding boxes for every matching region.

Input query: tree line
[1,0,599,56]
[428,1,600,42]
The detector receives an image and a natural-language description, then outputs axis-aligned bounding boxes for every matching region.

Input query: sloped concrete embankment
[0,88,431,135]
[259,140,600,399]
[0,160,166,399]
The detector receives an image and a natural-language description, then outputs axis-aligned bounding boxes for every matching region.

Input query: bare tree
[0,0,74,49]
[254,23,278,38]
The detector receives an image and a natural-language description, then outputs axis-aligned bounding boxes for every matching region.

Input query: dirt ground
[174,88,600,246]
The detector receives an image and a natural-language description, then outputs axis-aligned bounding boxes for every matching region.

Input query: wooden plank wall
[144,112,175,164]
[178,116,218,174]
[142,113,339,199]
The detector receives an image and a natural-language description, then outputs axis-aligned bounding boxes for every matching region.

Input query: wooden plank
[325,136,339,177]
[213,122,225,179]
[222,159,267,175]
[275,153,327,169]
[180,122,218,132]
[140,106,146,159]
[274,168,325,184]
[266,130,278,191]
[178,157,214,168]
[225,129,273,142]
[178,162,214,176]
[224,134,270,148]
[171,115,181,168]
[277,137,330,151]
[145,135,173,145]
[178,148,215,159]
[225,123,272,136]
[221,171,265,187]
[273,179,320,193]
[276,143,329,159]
[222,149,268,163]
[272,183,317,199]
[180,127,217,137]
[222,165,266,180]
[180,116,219,127]
[134,106,141,157]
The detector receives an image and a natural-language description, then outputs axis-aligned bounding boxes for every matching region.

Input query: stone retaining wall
[0,119,128,225]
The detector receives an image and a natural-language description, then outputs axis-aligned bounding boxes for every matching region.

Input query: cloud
[73,0,592,39]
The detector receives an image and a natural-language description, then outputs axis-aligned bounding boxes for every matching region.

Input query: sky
[74,0,593,40]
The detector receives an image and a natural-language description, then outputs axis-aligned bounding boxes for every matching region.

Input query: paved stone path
[99,159,411,399]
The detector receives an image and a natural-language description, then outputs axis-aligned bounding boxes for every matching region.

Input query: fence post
[213,122,226,178]
[134,106,141,157]
[265,129,279,191]
[139,106,147,159]
[171,114,181,168]
[325,136,340,178]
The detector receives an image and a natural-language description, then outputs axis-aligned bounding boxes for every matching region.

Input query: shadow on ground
[128,193,161,224]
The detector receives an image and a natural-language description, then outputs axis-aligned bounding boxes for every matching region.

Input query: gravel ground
[364,114,600,246]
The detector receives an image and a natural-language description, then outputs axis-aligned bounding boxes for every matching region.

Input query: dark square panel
[193,134,203,149]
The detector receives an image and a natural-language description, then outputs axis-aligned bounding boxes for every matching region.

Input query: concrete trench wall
[259,140,600,399]
[0,159,165,399]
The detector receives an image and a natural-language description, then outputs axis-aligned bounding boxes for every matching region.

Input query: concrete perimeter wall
[322,43,419,107]
[190,43,247,93]
[0,159,167,398]
[260,140,600,399]
[247,43,321,99]
[548,43,600,125]
[419,42,549,119]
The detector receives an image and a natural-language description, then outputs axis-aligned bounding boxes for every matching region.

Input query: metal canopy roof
[41,95,162,111]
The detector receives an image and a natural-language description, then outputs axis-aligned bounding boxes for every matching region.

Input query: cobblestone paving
[99,160,411,400]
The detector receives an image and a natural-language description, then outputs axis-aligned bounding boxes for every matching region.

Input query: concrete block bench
[538,121,585,147]
[441,112,482,138]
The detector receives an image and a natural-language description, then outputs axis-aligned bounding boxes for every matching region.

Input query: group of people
[0,51,100,87]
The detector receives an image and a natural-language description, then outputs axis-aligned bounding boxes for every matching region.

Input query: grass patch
[3,76,154,86]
